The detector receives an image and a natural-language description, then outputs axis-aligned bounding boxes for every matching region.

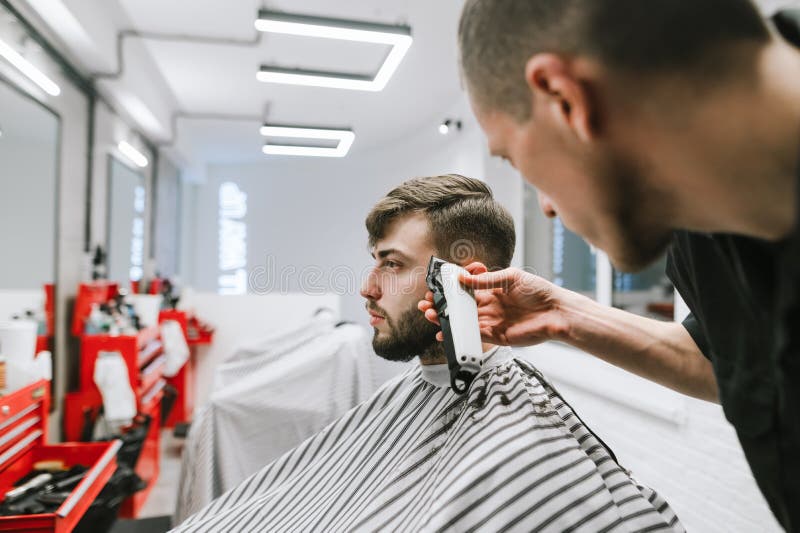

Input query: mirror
[153,155,182,280]
[613,257,674,321]
[107,156,146,285]
[0,76,59,348]
[552,218,596,297]
[523,183,596,298]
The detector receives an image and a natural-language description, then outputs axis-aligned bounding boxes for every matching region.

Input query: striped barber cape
[173,347,684,532]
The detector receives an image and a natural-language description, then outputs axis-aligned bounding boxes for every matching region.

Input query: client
[173,174,683,532]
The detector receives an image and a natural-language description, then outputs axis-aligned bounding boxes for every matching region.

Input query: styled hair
[365,174,516,270]
[458,0,771,119]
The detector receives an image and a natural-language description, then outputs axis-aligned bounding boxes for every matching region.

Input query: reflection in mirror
[613,256,674,321]
[154,156,182,280]
[523,182,596,297]
[107,156,146,284]
[0,77,59,359]
[552,218,596,296]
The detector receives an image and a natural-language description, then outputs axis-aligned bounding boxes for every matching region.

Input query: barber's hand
[418,262,571,347]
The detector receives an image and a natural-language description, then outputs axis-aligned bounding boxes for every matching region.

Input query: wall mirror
[153,155,182,280]
[612,258,674,321]
[0,76,59,355]
[107,155,146,285]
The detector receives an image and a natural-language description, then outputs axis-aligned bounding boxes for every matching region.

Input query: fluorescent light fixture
[255,10,412,91]
[118,141,149,168]
[260,124,355,158]
[0,38,60,96]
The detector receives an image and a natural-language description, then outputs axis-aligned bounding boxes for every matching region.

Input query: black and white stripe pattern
[173,348,683,532]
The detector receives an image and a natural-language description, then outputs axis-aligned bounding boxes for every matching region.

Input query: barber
[420,1,800,530]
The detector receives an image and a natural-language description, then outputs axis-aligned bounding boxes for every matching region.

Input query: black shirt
[665,13,800,531]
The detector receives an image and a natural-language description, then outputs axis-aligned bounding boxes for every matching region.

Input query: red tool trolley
[0,380,120,533]
[63,282,164,518]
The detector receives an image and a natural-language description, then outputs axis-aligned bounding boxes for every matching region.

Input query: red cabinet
[63,327,164,518]
[64,282,165,518]
[0,380,120,533]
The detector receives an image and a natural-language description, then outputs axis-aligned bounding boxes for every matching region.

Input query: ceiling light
[439,119,462,135]
[260,124,355,158]
[255,10,412,91]
[118,141,149,168]
[0,38,60,96]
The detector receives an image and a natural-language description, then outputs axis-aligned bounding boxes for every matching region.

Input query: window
[130,185,145,281]
[218,181,248,295]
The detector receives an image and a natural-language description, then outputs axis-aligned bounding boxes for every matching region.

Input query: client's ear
[463,262,488,276]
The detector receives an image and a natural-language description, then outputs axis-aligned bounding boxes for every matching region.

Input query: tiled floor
[108,429,182,532]
[110,516,173,533]
[138,429,183,521]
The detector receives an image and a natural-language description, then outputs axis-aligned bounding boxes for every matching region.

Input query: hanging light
[260,124,355,158]
[255,10,412,92]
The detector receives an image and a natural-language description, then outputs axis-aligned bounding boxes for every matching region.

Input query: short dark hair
[365,174,516,270]
[459,0,771,119]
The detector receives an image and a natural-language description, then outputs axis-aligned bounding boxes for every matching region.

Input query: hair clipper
[426,256,484,394]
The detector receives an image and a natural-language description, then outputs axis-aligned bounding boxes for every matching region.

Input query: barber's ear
[525,54,594,143]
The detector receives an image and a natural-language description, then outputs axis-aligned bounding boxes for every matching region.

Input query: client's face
[360,213,441,362]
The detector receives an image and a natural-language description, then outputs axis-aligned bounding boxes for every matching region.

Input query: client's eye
[384,260,401,270]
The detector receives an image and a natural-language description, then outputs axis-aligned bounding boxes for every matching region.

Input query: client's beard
[371,305,441,362]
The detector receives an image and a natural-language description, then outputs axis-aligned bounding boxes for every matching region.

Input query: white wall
[190,114,492,324]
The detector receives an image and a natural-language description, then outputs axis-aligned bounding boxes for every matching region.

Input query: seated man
[174,175,682,532]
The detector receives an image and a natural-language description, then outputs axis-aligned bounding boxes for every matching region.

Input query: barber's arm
[418,263,719,402]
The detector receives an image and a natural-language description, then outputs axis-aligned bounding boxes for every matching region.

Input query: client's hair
[365,174,515,270]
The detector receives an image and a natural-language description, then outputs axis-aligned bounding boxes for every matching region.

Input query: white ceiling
[96,0,469,168]
[23,0,800,172]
